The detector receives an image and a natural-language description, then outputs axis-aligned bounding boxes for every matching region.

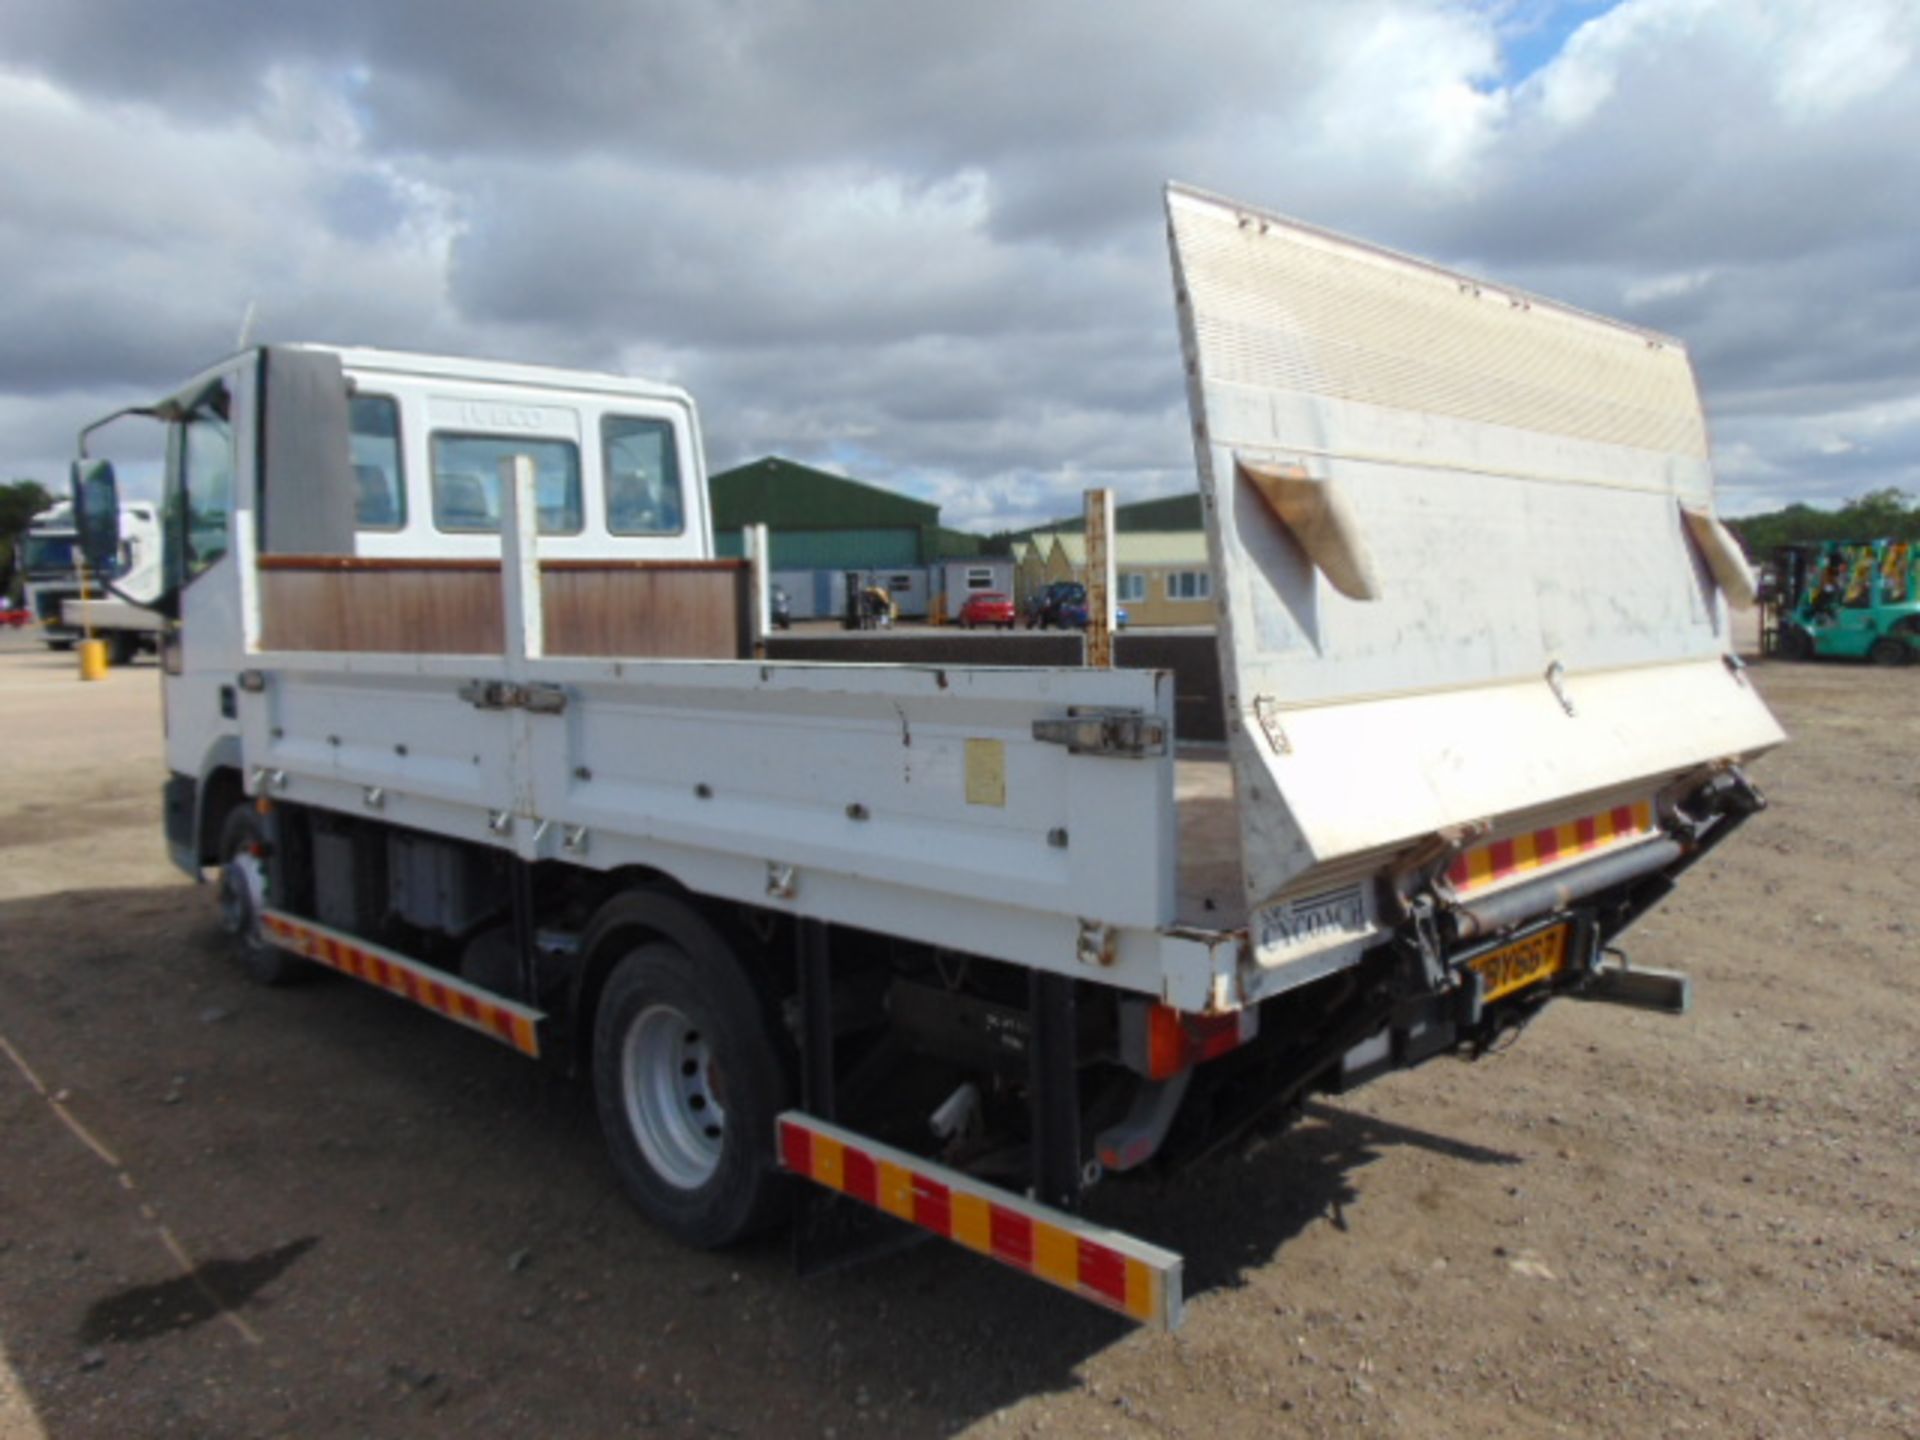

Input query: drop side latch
[1032,710,1167,758]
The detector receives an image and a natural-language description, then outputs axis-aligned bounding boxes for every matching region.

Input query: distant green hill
[992,492,1203,552]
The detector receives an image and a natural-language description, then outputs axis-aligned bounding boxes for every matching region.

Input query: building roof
[1117,530,1209,566]
[709,456,939,531]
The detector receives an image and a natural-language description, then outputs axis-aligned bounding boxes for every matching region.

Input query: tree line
[1,479,55,604]
[1726,488,1920,556]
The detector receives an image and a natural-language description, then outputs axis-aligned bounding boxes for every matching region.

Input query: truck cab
[22,499,160,651]
[71,344,718,867]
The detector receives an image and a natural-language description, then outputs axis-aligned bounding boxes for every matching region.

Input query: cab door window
[180,385,234,581]
[350,394,406,530]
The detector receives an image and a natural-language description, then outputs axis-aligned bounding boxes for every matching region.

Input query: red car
[0,606,31,629]
[957,592,1016,629]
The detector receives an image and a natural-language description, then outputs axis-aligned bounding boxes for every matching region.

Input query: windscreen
[22,533,78,573]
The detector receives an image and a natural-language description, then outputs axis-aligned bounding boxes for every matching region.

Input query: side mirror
[71,459,122,578]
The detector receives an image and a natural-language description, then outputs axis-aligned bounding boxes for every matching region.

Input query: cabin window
[350,395,405,531]
[179,386,234,580]
[430,433,583,535]
[602,416,684,536]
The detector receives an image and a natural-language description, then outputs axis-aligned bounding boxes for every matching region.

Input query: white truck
[22,497,165,660]
[71,185,1783,1329]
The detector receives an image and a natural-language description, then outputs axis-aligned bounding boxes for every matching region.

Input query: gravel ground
[0,637,1914,1440]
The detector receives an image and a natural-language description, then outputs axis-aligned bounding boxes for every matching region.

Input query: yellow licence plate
[1468,923,1571,1003]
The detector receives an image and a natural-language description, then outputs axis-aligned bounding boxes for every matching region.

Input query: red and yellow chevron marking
[1445,799,1657,899]
[259,910,542,1058]
[776,1112,1183,1329]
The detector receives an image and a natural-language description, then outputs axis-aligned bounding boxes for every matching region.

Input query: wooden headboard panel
[257,556,751,658]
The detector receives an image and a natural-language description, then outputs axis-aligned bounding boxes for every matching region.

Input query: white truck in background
[68,185,1783,1329]
[22,497,165,661]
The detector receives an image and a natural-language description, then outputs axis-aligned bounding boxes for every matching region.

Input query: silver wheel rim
[218,851,266,941]
[621,1003,725,1189]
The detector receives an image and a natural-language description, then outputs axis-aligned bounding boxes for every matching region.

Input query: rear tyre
[108,631,139,666]
[216,806,305,986]
[1777,625,1813,661]
[593,940,792,1248]
[1868,637,1911,667]
[45,639,74,652]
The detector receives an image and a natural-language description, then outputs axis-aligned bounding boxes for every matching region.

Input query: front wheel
[1868,637,1912,667]
[216,806,306,986]
[593,940,791,1248]
[1777,625,1813,661]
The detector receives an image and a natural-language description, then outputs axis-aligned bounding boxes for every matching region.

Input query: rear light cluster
[1121,1001,1258,1080]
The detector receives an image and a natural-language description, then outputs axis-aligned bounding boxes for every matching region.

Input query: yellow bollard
[78,638,109,681]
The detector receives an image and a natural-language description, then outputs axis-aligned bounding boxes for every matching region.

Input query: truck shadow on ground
[77,1237,319,1346]
[0,883,1520,1439]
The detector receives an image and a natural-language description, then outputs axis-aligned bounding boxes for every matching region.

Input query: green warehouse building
[709,457,941,569]
[709,456,993,619]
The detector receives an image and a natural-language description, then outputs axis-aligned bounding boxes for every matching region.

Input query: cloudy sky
[1,0,1914,530]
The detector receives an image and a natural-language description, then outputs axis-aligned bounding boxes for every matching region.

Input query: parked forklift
[1768,539,1919,665]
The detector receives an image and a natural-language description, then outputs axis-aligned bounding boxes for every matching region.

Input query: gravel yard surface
[0,640,1914,1439]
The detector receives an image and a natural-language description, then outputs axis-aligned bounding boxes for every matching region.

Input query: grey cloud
[1,0,1917,525]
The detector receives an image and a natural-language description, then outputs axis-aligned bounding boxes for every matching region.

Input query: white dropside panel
[1165,184,1785,940]
[242,656,1194,998]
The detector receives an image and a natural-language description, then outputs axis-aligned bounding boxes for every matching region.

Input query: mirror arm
[77,404,167,460]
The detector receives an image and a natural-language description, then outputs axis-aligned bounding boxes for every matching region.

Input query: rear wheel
[1868,637,1912,667]
[593,939,791,1248]
[108,631,139,666]
[216,806,305,986]
[1777,625,1813,661]
[45,639,73,653]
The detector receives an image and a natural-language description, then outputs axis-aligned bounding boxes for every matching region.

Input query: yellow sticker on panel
[964,738,1006,807]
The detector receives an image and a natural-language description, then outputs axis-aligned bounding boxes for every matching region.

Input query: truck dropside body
[81,185,1782,1329]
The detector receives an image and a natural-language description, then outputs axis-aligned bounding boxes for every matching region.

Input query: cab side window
[430,434,583,535]
[602,416,684,536]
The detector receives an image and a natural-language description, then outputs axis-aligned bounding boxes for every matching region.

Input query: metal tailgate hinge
[1032,709,1167,758]
[458,680,569,714]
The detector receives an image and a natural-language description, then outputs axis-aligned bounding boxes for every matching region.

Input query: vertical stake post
[497,455,543,860]
[499,455,543,670]
[746,523,770,660]
[1085,487,1116,668]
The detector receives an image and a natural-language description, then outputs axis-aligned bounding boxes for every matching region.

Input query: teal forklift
[1770,539,1919,665]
